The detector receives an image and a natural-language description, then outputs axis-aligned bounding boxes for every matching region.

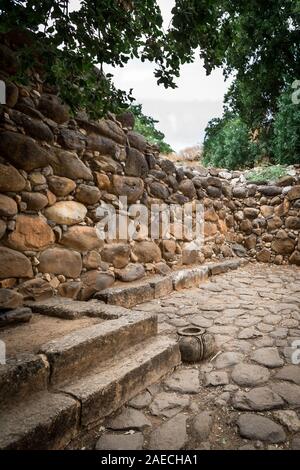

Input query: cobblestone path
[92,264,300,450]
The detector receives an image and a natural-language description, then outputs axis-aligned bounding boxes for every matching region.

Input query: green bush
[271,86,300,165]
[131,105,173,154]
[246,165,288,183]
[203,115,258,170]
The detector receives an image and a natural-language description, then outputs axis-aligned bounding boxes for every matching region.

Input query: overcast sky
[71,0,230,152]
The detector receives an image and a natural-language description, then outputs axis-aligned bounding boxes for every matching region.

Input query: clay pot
[178,326,216,363]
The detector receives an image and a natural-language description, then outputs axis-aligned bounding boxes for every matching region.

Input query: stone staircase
[0,312,180,450]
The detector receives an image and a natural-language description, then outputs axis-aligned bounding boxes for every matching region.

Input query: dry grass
[162,145,203,163]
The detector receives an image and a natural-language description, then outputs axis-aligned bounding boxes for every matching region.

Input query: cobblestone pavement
[94,264,300,450]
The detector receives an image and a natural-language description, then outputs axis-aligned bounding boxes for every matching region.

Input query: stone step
[0,391,80,450]
[57,335,180,427]
[39,313,157,384]
[27,297,129,320]
[0,335,180,449]
[0,353,49,406]
[94,259,247,307]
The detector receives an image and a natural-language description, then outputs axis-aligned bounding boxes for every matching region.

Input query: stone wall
[0,42,299,303]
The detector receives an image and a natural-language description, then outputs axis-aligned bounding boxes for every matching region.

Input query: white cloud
[70,0,231,151]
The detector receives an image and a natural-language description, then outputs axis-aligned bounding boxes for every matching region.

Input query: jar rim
[177,326,206,336]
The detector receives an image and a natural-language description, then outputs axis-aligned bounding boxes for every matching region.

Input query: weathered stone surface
[0,307,32,327]
[257,248,271,263]
[5,80,19,107]
[149,392,190,418]
[0,288,23,309]
[60,226,103,251]
[112,175,144,203]
[18,278,53,301]
[238,326,261,339]
[149,181,170,199]
[107,408,151,431]
[95,282,154,308]
[82,251,102,270]
[92,154,123,173]
[129,391,152,409]
[58,281,83,300]
[95,432,143,450]
[0,131,50,171]
[160,159,176,175]
[39,248,82,278]
[0,353,49,406]
[91,118,127,145]
[237,413,286,443]
[75,184,101,205]
[58,128,86,152]
[38,93,69,124]
[86,133,121,158]
[127,131,148,152]
[0,44,19,74]
[285,216,300,230]
[271,382,300,407]
[165,368,200,394]
[179,180,196,199]
[80,270,115,300]
[7,215,55,251]
[21,192,48,210]
[190,411,213,441]
[251,347,284,368]
[273,410,300,432]
[57,334,180,425]
[204,371,229,387]
[190,315,213,328]
[50,148,93,181]
[115,263,145,282]
[133,241,161,263]
[125,147,149,178]
[275,365,300,385]
[271,238,296,255]
[258,186,282,197]
[292,434,300,450]
[47,176,76,197]
[101,243,131,268]
[289,251,300,266]
[0,220,6,239]
[231,363,270,386]
[0,247,33,279]
[95,173,111,191]
[287,185,300,201]
[232,387,284,410]
[148,413,187,450]
[0,194,17,217]
[0,163,26,192]
[0,392,79,450]
[10,110,54,143]
[44,201,87,225]
[117,111,135,129]
[214,352,244,369]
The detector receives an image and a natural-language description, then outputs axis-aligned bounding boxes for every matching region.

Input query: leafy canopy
[0,0,166,116]
[164,0,300,128]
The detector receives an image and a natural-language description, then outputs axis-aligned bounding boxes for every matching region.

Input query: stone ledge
[94,258,248,307]
[58,335,180,426]
[0,353,50,406]
[39,313,157,384]
[26,297,128,320]
[0,392,80,450]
